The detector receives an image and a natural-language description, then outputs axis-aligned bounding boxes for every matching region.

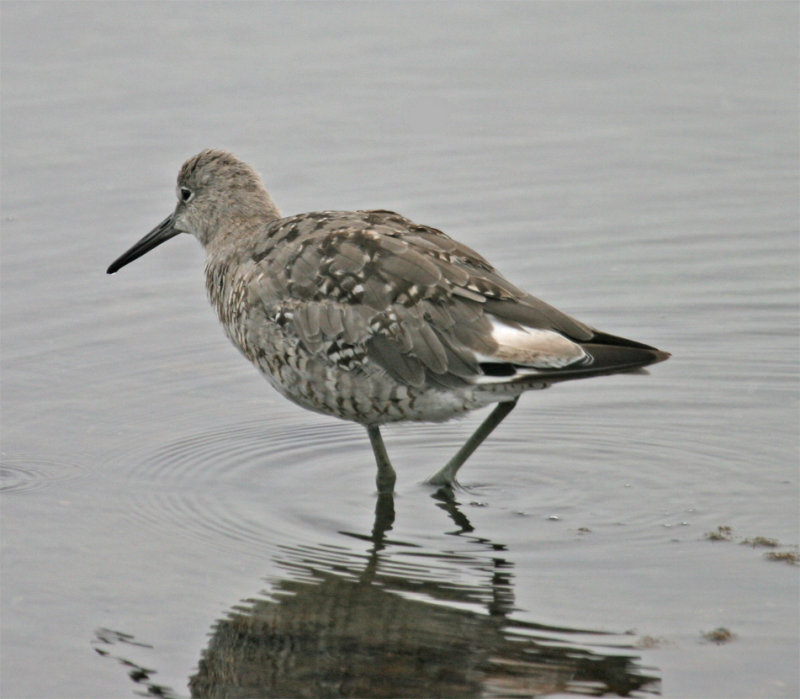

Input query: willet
[108,149,669,492]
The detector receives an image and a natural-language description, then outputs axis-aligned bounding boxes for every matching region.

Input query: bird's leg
[427,397,520,487]
[367,425,396,494]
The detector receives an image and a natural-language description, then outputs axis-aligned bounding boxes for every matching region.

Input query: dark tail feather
[514,331,670,385]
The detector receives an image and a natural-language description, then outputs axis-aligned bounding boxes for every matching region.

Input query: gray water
[2,2,798,698]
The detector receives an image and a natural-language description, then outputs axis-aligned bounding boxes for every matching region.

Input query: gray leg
[427,397,519,487]
[367,425,397,493]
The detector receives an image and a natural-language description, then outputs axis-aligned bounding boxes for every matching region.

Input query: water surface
[2,2,798,698]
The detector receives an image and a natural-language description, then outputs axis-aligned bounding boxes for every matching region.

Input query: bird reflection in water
[192,491,658,698]
[94,492,660,698]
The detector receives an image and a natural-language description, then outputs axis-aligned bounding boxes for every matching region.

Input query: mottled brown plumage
[108,149,669,491]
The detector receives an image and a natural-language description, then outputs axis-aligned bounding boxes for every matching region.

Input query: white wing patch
[472,318,588,383]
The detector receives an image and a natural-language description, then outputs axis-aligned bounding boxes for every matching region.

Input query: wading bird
[108,150,669,492]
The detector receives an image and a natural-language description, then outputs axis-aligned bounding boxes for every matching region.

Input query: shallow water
[2,2,798,698]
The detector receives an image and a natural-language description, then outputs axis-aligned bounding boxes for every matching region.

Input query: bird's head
[107,149,279,274]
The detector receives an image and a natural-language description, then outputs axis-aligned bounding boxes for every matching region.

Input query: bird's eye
[178,186,194,203]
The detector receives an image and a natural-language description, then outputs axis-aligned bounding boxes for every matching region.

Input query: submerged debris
[704,525,733,542]
[704,527,798,564]
[740,536,779,548]
[701,627,736,645]
[764,550,799,565]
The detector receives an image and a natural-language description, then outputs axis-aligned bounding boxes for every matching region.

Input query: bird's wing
[248,210,662,389]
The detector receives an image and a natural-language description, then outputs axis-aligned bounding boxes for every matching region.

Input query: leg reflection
[94,489,661,698]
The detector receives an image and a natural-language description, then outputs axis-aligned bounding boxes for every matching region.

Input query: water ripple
[0,458,85,494]
[114,416,367,555]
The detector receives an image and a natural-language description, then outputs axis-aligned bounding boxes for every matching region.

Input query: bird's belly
[257,351,482,425]
[231,319,488,425]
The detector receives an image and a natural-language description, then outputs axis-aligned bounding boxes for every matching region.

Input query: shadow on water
[94,490,660,698]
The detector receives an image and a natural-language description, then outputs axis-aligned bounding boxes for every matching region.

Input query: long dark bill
[107,215,180,274]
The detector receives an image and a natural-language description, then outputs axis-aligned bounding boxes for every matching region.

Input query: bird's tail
[511,330,670,386]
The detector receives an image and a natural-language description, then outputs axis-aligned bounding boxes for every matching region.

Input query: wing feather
[245,209,663,390]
